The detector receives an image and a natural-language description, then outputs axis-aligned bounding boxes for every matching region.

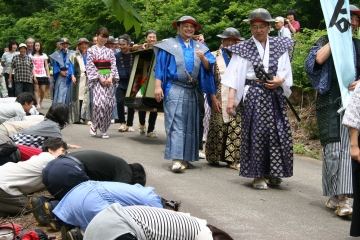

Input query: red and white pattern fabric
[86,46,119,134]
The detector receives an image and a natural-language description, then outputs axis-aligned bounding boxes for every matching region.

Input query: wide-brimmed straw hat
[171,16,202,31]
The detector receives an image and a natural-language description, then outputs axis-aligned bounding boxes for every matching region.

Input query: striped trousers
[322,114,353,196]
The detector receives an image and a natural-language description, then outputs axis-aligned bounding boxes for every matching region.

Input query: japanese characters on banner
[320,0,355,110]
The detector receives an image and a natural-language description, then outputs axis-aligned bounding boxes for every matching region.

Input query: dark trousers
[42,158,90,200]
[116,87,134,126]
[15,82,34,97]
[197,91,205,151]
[138,111,158,133]
[4,73,15,97]
[351,159,360,236]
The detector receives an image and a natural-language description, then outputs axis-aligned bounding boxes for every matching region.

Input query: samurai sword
[184,70,198,86]
[259,68,301,122]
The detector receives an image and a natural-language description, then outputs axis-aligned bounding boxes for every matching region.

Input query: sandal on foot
[101,133,109,139]
[183,161,195,169]
[268,177,283,186]
[228,161,240,171]
[252,177,268,190]
[335,197,353,216]
[90,126,97,136]
[171,160,185,172]
[325,197,338,209]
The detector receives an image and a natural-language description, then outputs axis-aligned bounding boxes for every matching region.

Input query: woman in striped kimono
[86,27,119,139]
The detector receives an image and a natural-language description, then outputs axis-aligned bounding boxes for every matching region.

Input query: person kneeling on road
[84,203,234,240]
[30,180,180,239]
[41,150,146,200]
[0,138,67,218]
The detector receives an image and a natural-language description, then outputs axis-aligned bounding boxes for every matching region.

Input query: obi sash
[93,60,111,75]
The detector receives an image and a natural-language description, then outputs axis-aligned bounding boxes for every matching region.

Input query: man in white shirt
[0,92,36,124]
[0,138,66,217]
[274,16,292,39]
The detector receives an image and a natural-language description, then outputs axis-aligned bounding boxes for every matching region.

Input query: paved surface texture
[41,100,353,240]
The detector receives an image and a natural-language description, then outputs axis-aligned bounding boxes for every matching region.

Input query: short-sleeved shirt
[11,55,34,83]
[68,150,133,183]
[285,20,301,33]
[1,51,19,74]
[30,53,48,77]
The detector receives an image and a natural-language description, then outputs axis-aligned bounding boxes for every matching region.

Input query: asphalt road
[41,100,353,240]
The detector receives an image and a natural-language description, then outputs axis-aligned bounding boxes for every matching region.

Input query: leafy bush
[293,142,320,159]
[291,28,327,91]
[293,142,306,154]
[300,119,319,140]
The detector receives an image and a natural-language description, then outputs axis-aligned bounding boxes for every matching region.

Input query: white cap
[274,16,284,23]
[18,43,27,49]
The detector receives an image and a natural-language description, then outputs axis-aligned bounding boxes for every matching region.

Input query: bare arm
[226,88,237,116]
[349,128,360,162]
[32,68,38,84]
[288,23,296,33]
[45,59,50,79]
[210,93,221,113]
[196,50,210,70]
[154,79,164,102]
[315,42,331,65]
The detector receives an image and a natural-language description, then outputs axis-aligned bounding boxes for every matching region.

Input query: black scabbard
[259,68,301,122]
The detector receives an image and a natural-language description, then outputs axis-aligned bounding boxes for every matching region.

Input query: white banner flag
[320,0,355,109]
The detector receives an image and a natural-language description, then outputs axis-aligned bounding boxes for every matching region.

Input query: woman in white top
[1,40,19,97]
[30,41,50,109]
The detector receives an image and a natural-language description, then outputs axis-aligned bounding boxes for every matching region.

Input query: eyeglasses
[250,24,268,31]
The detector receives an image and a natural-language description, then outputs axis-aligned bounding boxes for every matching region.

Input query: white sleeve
[221,54,248,106]
[43,53,48,60]
[277,51,293,97]
[284,28,292,39]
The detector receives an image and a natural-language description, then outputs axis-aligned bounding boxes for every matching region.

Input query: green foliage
[293,143,320,159]
[300,119,319,140]
[291,28,327,91]
[0,0,328,54]
[0,0,128,54]
[293,142,306,154]
[102,0,145,36]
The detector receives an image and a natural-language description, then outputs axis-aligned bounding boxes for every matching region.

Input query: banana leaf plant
[102,0,145,36]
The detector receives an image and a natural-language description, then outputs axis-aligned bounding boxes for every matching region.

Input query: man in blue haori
[50,38,75,105]
[153,16,220,172]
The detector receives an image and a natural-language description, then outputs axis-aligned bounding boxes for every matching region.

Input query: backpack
[0,223,22,240]
[0,223,50,240]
